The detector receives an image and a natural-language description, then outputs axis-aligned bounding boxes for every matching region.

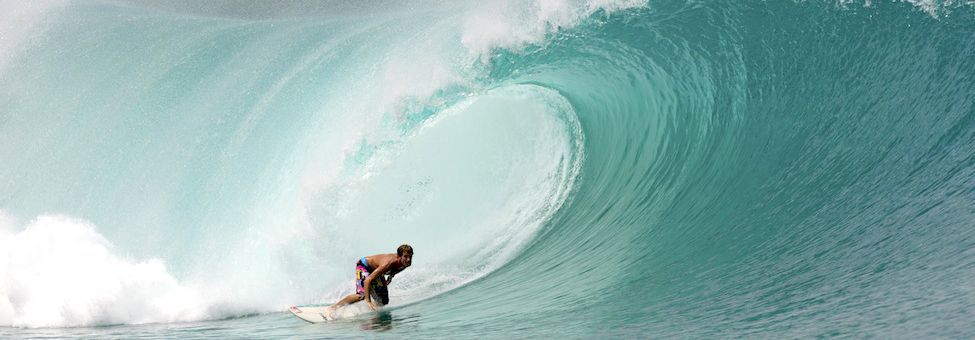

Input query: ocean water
[1,0,974,338]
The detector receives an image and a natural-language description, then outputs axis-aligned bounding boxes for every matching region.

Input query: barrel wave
[1,0,974,338]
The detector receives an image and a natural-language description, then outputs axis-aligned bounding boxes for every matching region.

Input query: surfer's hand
[367,300,379,311]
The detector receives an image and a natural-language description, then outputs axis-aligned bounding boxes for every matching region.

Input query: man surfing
[324,244,413,318]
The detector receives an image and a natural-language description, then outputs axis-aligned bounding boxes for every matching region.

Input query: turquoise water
[2,0,974,338]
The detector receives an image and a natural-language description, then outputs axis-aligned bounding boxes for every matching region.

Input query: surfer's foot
[322,306,337,321]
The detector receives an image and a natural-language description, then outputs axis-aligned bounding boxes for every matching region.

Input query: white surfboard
[289,304,334,323]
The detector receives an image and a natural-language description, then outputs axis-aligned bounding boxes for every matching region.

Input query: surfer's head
[397,244,413,266]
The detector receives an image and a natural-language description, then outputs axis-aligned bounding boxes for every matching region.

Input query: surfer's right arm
[363,262,391,310]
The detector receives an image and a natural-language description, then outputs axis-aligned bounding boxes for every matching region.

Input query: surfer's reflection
[361,311,394,331]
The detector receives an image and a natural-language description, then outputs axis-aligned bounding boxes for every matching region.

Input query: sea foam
[0,213,205,327]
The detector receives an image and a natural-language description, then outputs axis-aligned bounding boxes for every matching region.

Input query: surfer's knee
[355,293,364,301]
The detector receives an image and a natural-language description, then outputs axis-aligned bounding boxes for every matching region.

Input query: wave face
[2,0,974,337]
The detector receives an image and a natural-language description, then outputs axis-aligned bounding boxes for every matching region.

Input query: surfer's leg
[334,293,364,307]
[331,260,373,309]
[326,260,370,317]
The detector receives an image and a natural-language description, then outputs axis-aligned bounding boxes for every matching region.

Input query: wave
[1,0,974,336]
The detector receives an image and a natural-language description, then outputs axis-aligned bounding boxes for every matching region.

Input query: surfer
[326,244,414,316]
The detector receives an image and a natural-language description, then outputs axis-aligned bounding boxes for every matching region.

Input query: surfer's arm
[363,262,391,304]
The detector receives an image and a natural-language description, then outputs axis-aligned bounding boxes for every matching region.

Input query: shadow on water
[360,311,394,331]
[358,310,423,332]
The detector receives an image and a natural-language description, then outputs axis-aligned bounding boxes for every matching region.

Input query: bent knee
[355,294,365,301]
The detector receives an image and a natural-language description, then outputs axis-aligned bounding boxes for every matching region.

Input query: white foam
[461,0,645,59]
[0,213,206,328]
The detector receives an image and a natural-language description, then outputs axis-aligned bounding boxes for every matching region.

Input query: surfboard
[289,304,334,323]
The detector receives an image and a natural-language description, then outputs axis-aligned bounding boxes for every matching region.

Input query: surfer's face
[399,252,413,267]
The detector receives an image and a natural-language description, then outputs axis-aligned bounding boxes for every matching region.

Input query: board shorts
[355,257,389,305]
